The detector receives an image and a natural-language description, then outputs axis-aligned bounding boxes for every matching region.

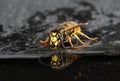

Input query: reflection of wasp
[50,53,79,70]
[40,21,97,49]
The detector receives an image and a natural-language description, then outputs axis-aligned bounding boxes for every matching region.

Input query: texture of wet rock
[0,0,120,54]
[0,25,3,32]
[96,23,120,43]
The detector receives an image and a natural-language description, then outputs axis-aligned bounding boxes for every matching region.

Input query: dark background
[0,0,120,81]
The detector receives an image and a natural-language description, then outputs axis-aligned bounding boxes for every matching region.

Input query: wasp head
[49,31,61,49]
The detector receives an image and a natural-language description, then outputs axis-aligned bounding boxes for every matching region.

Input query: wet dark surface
[0,56,120,81]
[0,0,120,81]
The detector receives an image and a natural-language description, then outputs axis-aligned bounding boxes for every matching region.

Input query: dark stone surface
[0,0,120,81]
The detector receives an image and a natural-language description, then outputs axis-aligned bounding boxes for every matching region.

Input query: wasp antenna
[84,23,88,25]
[79,23,88,26]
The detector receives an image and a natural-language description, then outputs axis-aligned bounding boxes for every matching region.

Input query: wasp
[40,21,97,49]
[50,53,79,70]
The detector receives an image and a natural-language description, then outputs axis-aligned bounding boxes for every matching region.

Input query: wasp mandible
[40,21,97,49]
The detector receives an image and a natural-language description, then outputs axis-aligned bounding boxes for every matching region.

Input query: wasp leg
[61,41,71,48]
[61,41,68,48]
[73,33,90,47]
[60,33,70,48]
[60,37,66,48]
[39,37,49,48]
[68,36,77,48]
[78,32,97,41]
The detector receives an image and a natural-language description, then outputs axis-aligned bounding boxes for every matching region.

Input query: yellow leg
[78,32,97,41]
[73,33,90,48]
[68,36,75,48]
[39,37,49,43]
[73,34,88,45]
[39,37,49,48]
